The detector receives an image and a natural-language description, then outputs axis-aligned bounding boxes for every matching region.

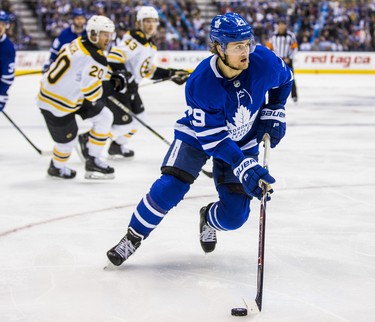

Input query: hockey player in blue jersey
[107,12,293,266]
[0,10,15,112]
[42,8,86,72]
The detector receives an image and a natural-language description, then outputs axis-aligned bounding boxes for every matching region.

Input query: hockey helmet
[117,22,127,31]
[72,8,85,18]
[136,6,159,22]
[210,12,256,53]
[86,15,115,44]
[0,10,10,23]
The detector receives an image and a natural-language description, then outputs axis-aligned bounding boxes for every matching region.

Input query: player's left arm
[80,61,108,103]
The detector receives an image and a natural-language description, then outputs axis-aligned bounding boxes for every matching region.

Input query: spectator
[300,36,312,51]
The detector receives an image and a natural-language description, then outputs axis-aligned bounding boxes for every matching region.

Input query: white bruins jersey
[37,37,111,117]
[107,30,157,84]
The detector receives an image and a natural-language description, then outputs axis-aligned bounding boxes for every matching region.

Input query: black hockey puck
[231,307,248,316]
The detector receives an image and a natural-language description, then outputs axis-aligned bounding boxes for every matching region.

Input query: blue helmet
[210,12,256,52]
[0,10,10,23]
[72,8,85,18]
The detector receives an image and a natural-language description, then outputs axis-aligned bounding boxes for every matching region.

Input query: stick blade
[40,150,53,156]
[242,298,261,314]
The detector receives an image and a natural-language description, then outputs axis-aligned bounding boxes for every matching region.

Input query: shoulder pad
[130,29,149,46]
[80,37,107,66]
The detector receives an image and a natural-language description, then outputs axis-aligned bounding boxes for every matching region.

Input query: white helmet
[86,15,115,44]
[136,6,159,22]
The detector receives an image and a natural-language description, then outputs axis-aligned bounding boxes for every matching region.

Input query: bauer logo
[261,109,285,119]
[234,158,256,178]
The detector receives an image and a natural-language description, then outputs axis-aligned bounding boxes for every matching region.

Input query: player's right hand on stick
[233,157,275,200]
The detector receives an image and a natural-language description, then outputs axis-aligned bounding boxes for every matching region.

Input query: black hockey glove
[256,103,286,148]
[110,69,128,92]
[168,69,190,85]
[126,80,138,95]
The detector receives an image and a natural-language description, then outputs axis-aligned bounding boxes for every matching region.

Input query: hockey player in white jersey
[106,12,293,266]
[103,6,190,158]
[37,15,126,179]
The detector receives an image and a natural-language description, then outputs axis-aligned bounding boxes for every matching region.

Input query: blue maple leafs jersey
[49,26,87,63]
[0,34,15,96]
[174,45,293,166]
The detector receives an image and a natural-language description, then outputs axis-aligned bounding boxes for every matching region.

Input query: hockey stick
[239,134,271,315]
[254,133,271,312]
[139,71,191,88]
[107,95,213,178]
[139,77,174,88]
[15,70,43,77]
[2,112,51,156]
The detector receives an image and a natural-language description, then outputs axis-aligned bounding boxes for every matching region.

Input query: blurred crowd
[214,0,375,51]
[2,0,375,52]
[32,0,207,50]
[0,0,38,50]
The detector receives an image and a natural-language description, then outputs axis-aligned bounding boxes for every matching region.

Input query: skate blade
[46,174,76,180]
[84,172,115,180]
[108,154,134,161]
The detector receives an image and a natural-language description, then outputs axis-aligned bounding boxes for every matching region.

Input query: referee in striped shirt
[266,19,298,102]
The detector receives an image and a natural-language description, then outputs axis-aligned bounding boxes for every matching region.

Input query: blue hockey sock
[129,174,190,238]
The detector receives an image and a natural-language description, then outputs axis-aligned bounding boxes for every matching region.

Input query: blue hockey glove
[233,158,275,200]
[0,95,8,112]
[42,60,52,73]
[256,104,286,148]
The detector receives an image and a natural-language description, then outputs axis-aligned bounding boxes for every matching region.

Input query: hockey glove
[0,95,8,112]
[42,60,53,73]
[110,69,129,92]
[168,69,190,85]
[256,103,286,148]
[233,157,275,200]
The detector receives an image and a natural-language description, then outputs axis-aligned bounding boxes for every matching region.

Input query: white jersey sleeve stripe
[81,79,102,94]
[84,87,102,102]
[40,83,82,107]
[196,126,228,137]
[37,93,81,113]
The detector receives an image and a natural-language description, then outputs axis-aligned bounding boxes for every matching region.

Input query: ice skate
[85,156,115,179]
[108,141,134,158]
[199,204,217,253]
[107,228,142,266]
[47,160,76,179]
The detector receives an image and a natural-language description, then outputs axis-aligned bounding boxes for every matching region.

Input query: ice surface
[0,73,375,322]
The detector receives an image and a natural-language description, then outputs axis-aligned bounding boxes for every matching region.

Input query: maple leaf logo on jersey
[214,20,221,28]
[226,105,257,141]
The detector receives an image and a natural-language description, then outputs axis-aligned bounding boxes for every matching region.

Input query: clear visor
[89,30,115,47]
[224,38,256,55]
[99,30,115,41]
